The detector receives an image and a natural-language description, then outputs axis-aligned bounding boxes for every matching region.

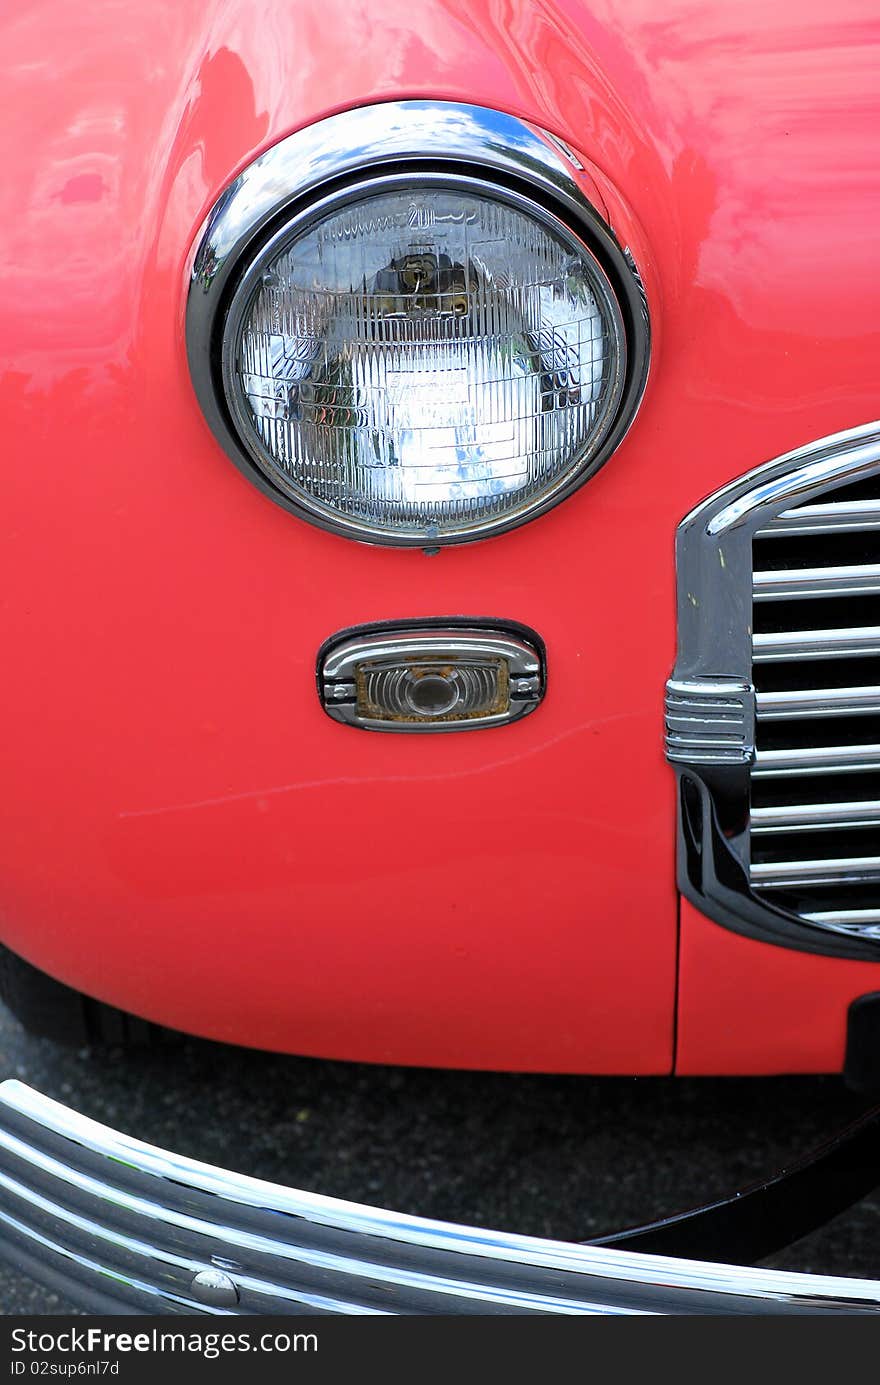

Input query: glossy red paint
[676,900,880,1075]
[1,0,878,1069]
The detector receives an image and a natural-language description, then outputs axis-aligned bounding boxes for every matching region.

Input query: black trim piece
[845,994,880,1093]
[677,775,880,962]
[592,1098,880,1264]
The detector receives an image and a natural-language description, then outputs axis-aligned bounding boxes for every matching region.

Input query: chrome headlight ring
[186,101,650,547]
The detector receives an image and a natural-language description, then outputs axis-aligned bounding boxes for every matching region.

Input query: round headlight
[188,104,649,545]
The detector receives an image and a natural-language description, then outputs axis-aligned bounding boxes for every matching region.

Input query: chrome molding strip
[2,1082,880,1315]
[753,745,880,776]
[763,499,880,536]
[803,909,880,931]
[754,564,880,601]
[664,678,754,766]
[751,801,880,833]
[665,419,880,958]
[755,686,880,719]
[705,431,880,538]
[185,101,650,548]
[753,627,880,661]
[751,857,880,888]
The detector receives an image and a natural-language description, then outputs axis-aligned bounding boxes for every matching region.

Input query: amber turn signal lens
[356,657,509,725]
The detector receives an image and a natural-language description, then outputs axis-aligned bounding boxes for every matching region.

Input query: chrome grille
[750,472,880,938]
[666,421,880,955]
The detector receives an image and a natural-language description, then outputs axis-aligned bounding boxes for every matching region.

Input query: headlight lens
[221,179,628,544]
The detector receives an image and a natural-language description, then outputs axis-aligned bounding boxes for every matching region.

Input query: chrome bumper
[0,1079,879,1314]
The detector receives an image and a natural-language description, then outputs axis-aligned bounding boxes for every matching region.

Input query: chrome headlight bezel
[186,101,651,547]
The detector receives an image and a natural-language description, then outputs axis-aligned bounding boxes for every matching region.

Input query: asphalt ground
[1,1002,878,1313]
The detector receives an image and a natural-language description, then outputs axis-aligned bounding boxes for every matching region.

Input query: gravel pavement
[1,1003,878,1313]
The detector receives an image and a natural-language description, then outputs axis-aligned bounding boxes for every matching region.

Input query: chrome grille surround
[666,421,880,957]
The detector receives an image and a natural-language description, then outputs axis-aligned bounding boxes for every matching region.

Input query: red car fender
[0,0,877,1070]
